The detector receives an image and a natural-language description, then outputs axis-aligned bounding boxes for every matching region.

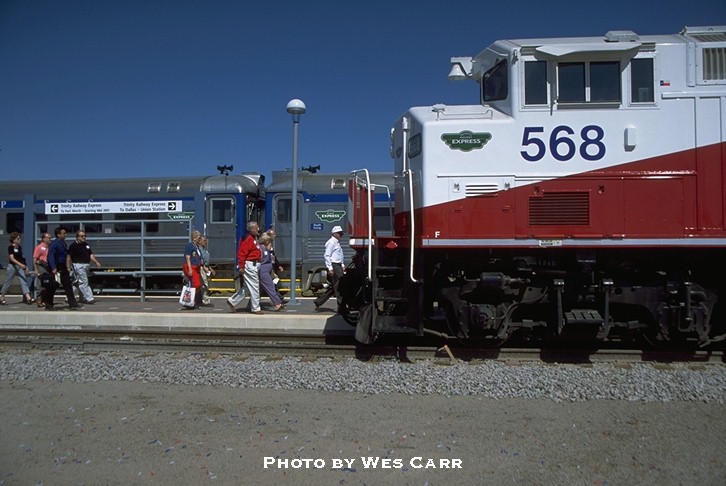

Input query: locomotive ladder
[369,264,419,334]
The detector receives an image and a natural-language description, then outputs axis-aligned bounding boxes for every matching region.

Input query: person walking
[48,226,81,310]
[32,232,54,308]
[68,230,101,304]
[258,233,284,311]
[181,230,203,309]
[0,232,33,305]
[197,235,215,307]
[227,221,262,314]
[263,228,285,303]
[313,225,345,312]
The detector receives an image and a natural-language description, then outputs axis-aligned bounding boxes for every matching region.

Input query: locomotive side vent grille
[690,33,726,43]
[529,192,590,226]
[465,183,499,196]
[703,48,726,81]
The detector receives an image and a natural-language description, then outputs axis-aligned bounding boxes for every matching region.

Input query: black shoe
[68,304,84,310]
[314,302,322,311]
[45,305,56,311]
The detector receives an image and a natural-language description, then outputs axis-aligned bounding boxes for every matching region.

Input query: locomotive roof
[499,26,725,52]
[469,26,726,78]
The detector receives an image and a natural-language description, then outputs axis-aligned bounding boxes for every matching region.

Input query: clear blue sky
[1,0,724,184]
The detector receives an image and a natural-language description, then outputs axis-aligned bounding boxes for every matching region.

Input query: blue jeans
[1,264,31,296]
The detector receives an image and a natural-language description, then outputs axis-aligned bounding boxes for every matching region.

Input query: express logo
[315,209,346,223]
[441,131,492,152]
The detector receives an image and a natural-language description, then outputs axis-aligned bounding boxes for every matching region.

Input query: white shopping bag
[179,285,196,308]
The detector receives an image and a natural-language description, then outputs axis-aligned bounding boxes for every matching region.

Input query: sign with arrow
[44,200,184,214]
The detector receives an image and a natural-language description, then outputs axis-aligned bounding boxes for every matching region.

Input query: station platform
[0,295,354,336]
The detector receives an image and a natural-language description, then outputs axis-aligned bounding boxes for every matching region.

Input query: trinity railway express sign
[45,200,183,215]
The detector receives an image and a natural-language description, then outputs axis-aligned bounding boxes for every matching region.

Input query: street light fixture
[286,99,306,305]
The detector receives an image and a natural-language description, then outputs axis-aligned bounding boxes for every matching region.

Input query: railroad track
[0,329,723,364]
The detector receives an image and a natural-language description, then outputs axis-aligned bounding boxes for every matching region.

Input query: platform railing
[34,218,193,302]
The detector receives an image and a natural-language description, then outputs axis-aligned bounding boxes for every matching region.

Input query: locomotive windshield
[558,61,621,103]
[482,58,508,102]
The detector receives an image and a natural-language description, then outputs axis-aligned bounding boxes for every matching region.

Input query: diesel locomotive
[343,26,726,346]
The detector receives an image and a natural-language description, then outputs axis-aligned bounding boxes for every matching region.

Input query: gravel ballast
[1,349,724,485]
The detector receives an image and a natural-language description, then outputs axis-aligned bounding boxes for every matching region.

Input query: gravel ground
[1,349,725,485]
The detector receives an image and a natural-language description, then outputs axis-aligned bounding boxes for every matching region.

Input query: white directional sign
[45,200,183,215]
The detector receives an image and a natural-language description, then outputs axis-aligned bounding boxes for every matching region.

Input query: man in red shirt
[227,221,262,313]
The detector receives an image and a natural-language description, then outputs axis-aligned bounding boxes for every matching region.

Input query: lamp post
[286,99,306,305]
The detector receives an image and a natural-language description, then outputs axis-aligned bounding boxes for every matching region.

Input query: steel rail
[0,329,723,364]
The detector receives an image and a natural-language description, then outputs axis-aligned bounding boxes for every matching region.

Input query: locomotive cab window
[557,61,621,104]
[630,58,654,103]
[524,60,548,105]
[483,59,509,102]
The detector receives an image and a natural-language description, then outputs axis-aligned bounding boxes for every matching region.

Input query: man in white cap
[314,225,345,311]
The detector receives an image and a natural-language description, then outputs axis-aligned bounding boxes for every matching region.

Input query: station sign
[1,200,24,209]
[44,200,183,215]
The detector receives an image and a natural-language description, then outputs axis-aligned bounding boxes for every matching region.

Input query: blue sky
[1,0,724,184]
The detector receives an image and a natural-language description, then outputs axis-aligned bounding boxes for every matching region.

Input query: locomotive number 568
[521,125,606,162]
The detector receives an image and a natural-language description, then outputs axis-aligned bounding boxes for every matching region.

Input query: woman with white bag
[180,230,202,309]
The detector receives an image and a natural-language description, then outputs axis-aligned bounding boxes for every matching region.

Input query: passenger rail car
[0,172,264,293]
[344,26,726,346]
[0,168,393,296]
[265,169,394,295]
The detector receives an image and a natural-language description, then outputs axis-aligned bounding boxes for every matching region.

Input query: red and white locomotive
[344,26,726,346]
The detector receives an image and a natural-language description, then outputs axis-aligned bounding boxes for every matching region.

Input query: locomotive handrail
[400,116,419,285]
[405,168,419,284]
[351,169,374,281]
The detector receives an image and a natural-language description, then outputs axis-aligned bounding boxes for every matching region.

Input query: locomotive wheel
[444,301,512,347]
[636,323,708,350]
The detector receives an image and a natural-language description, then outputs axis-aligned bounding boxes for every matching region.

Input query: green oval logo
[441,130,492,152]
